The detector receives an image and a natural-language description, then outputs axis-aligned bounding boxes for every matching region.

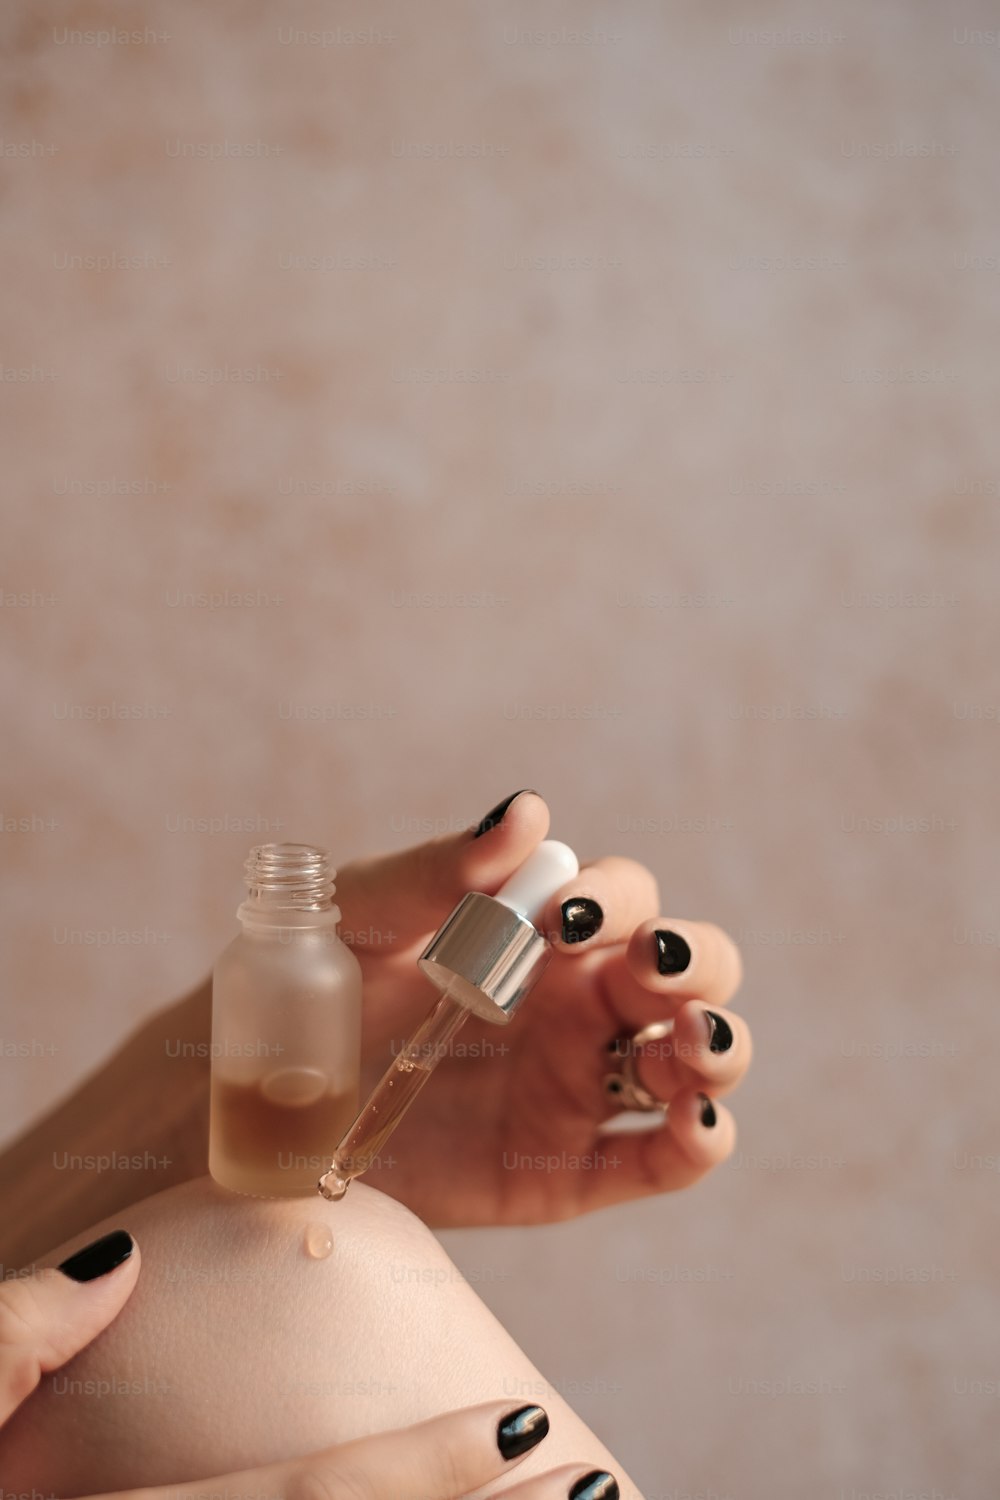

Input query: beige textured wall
[1,2,996,1495]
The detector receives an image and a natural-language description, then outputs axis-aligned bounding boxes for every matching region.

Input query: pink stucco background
[1,3,996,1495]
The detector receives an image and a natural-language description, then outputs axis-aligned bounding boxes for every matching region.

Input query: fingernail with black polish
[473,789,537,839]
[699,1092,717,1128]
[654,928,691,974]
[58,1229,134,1283]
[561,897,604,944]
[497,1403,549,1460]
[704,1009,733,1054]
[569,1472,620,1500]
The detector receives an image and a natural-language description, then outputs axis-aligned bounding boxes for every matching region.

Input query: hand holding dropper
[318,840,579,1201]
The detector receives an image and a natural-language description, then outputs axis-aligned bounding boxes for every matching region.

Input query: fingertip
[470,788,545,840]
[671,1001,750,1097]
[458,790,551,888]
[539,875,609,955]
[57,1228,137,1284]
[555,893,606,950]
[625,918,698,984]
[496,1400,550,1461]
[669,1088,736,1169]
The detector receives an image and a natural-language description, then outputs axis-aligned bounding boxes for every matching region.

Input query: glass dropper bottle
[317,839,579,1201]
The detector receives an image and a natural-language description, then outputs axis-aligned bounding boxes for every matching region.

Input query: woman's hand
[62,1401,617,1500]
[337,790,750,1226]
[0,1242,617,1499]
[74,1402,615,1500]
[0,788,750,1259]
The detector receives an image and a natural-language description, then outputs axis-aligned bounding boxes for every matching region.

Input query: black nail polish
[699,1092,717,1128]
[654,929,691,974]
[497,1403,549,1459]
[569,1473,620,1500]
[704,1010,733,1054]
[473,789,537,838]
[561,897,604,944]
[58,1229,134,1283]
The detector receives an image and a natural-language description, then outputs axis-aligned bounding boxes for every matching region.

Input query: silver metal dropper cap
[417,840,579,1024]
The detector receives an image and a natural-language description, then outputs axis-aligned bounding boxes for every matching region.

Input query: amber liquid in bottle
[210,1074,360,1198]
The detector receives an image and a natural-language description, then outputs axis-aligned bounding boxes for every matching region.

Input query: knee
[0,1176,461,1492]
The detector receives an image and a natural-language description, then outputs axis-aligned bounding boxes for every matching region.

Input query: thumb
[0,1229,139,1426]
[335,789,550,954]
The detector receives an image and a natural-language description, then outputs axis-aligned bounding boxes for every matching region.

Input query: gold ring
[603,1019,673,1113]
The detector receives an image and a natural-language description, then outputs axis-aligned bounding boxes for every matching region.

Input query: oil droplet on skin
[303,1222,334,1260]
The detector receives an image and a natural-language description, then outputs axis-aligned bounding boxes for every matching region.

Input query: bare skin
[0,1176,645,1499]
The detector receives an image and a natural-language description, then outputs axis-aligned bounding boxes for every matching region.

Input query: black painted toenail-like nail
[58,1230,135,1283]
[654,929,691,974]
[473,789,536,838]
[704,1010,733,1053]
[569,1473,620,1500]
[561,897,604,944]
[699,1092,717,1128]
[497,1403,549,1459]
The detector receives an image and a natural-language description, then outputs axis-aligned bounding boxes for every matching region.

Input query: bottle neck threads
[241,843,337,912]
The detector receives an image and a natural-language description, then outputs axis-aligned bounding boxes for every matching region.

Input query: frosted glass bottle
[208,843,362,1197]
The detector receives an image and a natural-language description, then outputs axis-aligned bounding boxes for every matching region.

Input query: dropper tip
[317,1169,350,1202]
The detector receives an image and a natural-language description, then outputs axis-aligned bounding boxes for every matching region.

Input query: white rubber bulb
[494,840,580,925]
